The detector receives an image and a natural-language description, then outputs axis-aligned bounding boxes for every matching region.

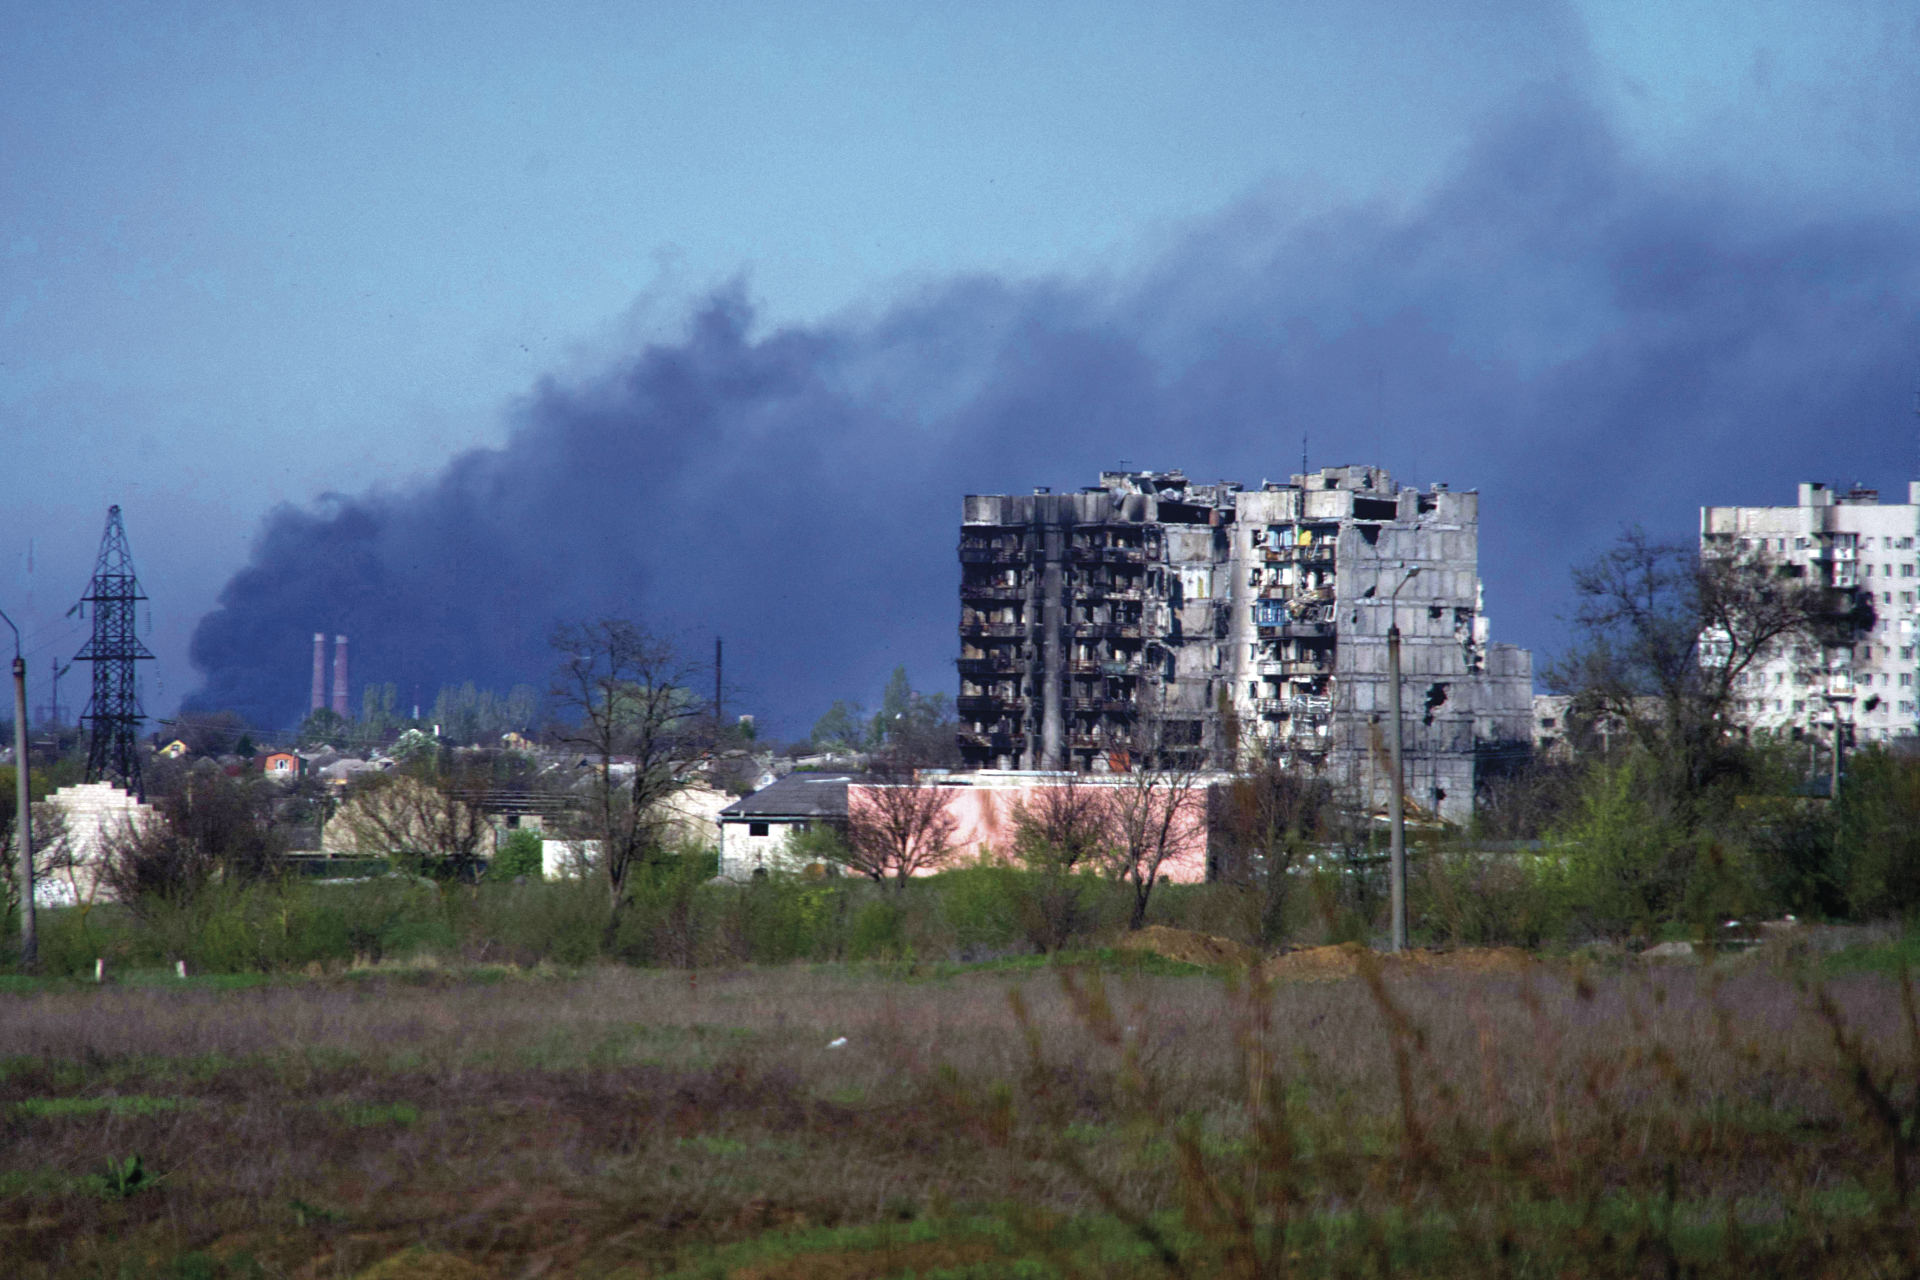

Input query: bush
[1551,753,1695,936]
[487,829,545,882]
[458,878,607,967]
[1833,748,1920,921]
[1413,842,1571,947]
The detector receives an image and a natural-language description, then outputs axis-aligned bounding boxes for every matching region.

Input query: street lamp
[1387,566,1420,954]
[0,608,32,970]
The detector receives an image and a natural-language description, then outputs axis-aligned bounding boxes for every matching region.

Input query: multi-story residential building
[956,466,1533,823]
[1701,481,1920,744]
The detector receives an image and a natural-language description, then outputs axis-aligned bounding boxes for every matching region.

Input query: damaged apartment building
[957,466,1533,824]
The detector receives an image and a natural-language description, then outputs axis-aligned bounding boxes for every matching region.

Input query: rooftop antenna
[1302,432,1308,479]
[74,505,154,798]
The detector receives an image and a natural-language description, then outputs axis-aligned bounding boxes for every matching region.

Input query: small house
[262,751,305,781]
[716,772,859,879]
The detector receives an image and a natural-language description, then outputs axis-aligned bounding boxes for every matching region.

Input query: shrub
[1834,748,1920,921]
[1551,752,1695,936]
[1412,842,1572,947]
[487,829,545,882]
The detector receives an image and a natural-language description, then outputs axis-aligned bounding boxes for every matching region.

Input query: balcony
[1076,583,1144,601]
[1256,620,1334,640]
[956,695,1007,716]
[959,547,1025,565]
[1257,659,1332,679]
[956,656,1023,676]
[960,584,1026,602]
[1071,658,1144,676]
[1068,696,1137,715]
[959,621,1026,639]
[1072,623,1143,640]
[1264,544,1335,564]
[1066,733,1125,750]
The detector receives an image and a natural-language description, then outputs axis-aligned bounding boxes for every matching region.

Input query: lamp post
[0,609,32,970]
[1387,566,1420,954]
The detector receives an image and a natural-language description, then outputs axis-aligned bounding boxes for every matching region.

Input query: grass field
[2,945,1916,1278]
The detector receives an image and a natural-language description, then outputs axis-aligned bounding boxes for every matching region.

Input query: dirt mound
[1259,943,1536,983]
[354,1250,495,1280]
[1116,925,1260,970]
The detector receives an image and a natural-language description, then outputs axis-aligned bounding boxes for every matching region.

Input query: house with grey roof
[716,772,859,879]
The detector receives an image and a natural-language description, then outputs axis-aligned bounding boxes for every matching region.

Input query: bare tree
[1212,764,1333,946]
[843,762,959,888]
[99,769,287,910]
[2,800,69,924]
[549,619,710,942]
[330,769,491,879]
[1101,765,1206,930]
[1547,528,1848,804]
[1008,774,1110,950]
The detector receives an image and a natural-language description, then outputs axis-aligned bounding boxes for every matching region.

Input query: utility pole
[1825,685,1853,799]
[1387,566,1421,954]
[1,609,33,970]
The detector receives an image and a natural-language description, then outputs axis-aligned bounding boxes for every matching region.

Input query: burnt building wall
[959,466,1533,823]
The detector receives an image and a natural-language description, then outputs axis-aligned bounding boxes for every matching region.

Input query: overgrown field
[3,944,1918,1279]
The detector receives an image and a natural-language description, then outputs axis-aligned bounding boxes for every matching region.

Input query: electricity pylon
[74,506,154,798]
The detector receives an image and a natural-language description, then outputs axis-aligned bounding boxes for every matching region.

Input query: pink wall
[846,781,1212,882]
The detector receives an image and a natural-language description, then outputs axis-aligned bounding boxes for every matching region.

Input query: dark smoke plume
[187,90,1920,737]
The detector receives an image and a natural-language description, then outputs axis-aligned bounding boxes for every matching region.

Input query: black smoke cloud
[188,90,1920,738]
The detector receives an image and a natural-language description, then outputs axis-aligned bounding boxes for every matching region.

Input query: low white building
[715,772,858,879]
[1702,481,1920,744]
[37,782,162,907]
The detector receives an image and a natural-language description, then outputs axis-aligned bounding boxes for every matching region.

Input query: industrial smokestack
[331,635,349,717]
[310,633,327,712]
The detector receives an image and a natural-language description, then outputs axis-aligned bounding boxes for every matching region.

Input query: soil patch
[1115,926,1259,970]
[1259,943,1536,983]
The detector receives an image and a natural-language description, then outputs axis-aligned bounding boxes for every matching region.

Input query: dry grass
[0,952,1914,1276]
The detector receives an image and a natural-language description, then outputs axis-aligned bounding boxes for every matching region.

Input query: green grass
[1823,931,1920,976]
[14,1094,189,1119]
[917,948,1213,980]
[323,1100,420,1127]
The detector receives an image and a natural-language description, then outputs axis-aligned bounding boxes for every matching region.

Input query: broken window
[749,822,770,838]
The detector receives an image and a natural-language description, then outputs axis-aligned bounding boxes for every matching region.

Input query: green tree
[297,708,349,749]
[1833,748,1920,920]
[810,700,869,751]
[1551,751,1692,934]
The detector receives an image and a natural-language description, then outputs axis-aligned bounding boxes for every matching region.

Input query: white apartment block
[1700,481,1920,744]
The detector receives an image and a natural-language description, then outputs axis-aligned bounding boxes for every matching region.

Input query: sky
[4,0,1919,740]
